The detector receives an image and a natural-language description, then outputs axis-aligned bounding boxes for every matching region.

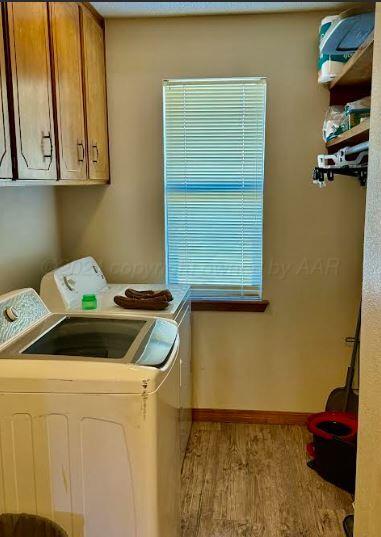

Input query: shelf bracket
[313,167,367,187]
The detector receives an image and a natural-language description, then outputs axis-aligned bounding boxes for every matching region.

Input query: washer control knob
[4,307,19,322]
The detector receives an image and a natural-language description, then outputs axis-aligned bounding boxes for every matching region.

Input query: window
[163,78,266,300]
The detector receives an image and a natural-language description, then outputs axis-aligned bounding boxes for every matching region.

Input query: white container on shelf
[318,15,352,84]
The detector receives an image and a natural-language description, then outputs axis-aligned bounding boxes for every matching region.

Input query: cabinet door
[7,2,57,180]
[0,9,12,179]
[82,7,109,182]
[50,3,86,181]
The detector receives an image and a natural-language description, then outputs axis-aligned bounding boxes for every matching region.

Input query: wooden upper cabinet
[82,6,109,182]
[0,10,12,179]
[50,2,87,181]
[0,2,108,185]
[7,2,57,180]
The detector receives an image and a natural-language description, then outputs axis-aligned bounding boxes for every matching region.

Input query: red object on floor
[306,442,315,458]
[306,410,358,493]
[307,411,358,442]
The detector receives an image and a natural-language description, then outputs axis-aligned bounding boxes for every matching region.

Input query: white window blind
[163,78,266,300]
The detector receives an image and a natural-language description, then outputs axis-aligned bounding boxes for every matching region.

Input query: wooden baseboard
[191,299,269,312]
[192,408,311,425]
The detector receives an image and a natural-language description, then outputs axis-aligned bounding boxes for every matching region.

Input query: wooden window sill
[191,299,269,312]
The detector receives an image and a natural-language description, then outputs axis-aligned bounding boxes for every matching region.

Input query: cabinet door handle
[92,143,99,163]
[77,141,85,163]
[41,132,53,159]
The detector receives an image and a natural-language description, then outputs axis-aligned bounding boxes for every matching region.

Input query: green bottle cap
[82,294,96,301]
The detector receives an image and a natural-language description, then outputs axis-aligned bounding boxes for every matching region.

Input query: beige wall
[0,187,60,295]
[355,5,381,536]
[58,12,365,412]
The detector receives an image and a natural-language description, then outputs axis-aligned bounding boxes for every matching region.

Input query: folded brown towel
[114,295,169,311]
[125,290,167,302]
[125,288,174,302]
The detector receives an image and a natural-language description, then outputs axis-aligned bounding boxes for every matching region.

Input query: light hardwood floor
[181,422,353,537]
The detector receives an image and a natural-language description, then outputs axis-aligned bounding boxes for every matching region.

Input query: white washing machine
[40,257,192,460]
[0,288,181,537]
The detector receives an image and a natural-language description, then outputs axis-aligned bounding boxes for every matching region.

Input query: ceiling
[91,2,356,18]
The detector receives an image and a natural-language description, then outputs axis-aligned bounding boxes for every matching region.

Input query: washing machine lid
[2,314,177,366]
